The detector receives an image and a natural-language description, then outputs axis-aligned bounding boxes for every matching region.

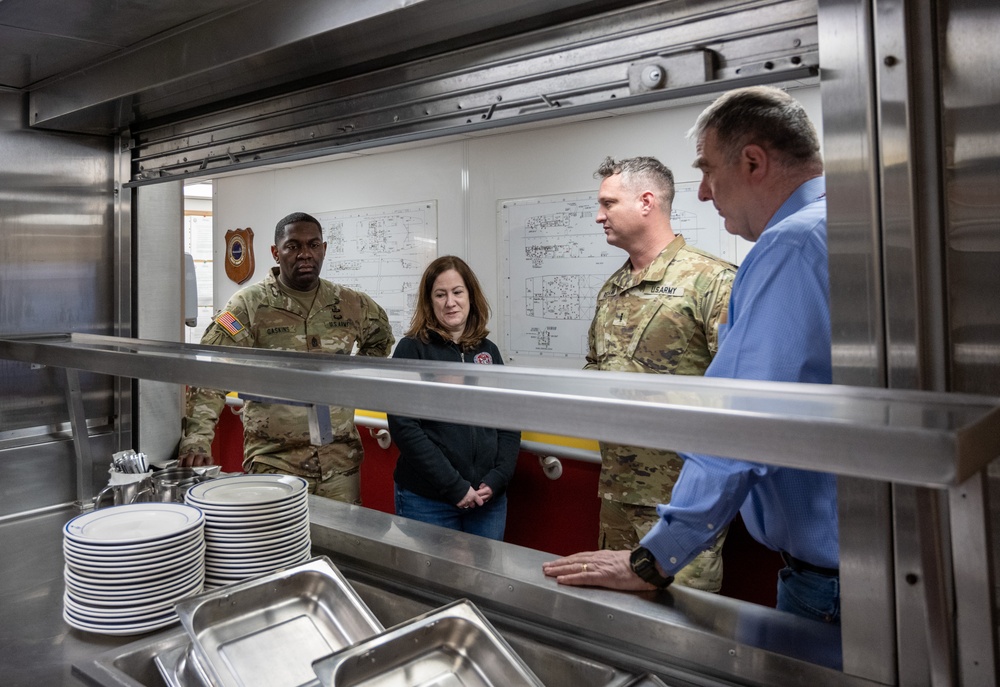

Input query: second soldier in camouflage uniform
[588,157,735,592]
[179,211,394,504]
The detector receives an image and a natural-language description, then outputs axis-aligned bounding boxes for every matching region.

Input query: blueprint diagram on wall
[316,201,437,343]
[500,184,739,363]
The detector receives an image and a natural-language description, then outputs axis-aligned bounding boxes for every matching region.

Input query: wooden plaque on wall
[225,227,255,284]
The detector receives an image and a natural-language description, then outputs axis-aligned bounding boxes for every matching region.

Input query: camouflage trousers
[599,500,727,593]
[249,461,361,505]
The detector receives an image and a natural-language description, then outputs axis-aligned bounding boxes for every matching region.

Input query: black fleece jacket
[387,332,521,504]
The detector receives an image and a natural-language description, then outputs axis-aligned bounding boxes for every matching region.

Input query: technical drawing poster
[500,184,738,362]
[315,201,437,343]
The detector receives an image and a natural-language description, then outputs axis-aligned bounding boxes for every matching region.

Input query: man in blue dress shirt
[543,86,839,624]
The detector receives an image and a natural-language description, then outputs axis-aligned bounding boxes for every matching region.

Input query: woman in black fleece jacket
[387,256,521,540]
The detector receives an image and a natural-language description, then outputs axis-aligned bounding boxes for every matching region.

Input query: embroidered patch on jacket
[645,284,683,296]
[215,310,245,337]
[474,352,493,364]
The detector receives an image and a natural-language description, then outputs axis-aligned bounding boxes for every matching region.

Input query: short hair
[594,156,675,210]
[407,255,491,351]
[688,86,822,170]
[274,212,323,244]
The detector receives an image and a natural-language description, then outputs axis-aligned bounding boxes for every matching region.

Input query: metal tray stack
[160,556,546,687]
[172,556,383,687]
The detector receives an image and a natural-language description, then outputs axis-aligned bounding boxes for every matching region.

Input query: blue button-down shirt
[641,177,839,571]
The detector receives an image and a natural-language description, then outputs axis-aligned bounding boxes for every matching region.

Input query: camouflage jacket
[587,236,735,506]
[179,268,394,479]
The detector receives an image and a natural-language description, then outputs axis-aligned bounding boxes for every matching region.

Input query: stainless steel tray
[153,643,212,687]
[175,556,384,687]
[311,598,544,687]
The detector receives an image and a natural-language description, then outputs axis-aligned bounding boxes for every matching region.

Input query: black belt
[781,552,838,577]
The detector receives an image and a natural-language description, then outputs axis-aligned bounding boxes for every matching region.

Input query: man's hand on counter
[177,450,215,468]
[542,550,656,591]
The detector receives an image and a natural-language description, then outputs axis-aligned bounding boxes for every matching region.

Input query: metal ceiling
[0,0,654,134]
[128,0,819,184]
[1,0,820,184]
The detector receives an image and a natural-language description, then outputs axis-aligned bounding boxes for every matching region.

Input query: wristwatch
[629,547,674,588]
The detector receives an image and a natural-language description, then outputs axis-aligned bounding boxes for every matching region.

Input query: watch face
[630,547,652,572]
[630,547,671,587]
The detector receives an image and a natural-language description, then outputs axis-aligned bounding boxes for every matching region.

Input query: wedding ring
[582,563,588,572]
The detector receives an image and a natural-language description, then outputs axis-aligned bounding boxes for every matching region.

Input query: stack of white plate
[63,502,206,636]
[184,474,311,588]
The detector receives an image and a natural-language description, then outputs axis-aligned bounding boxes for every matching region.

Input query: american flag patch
[215,310,245,337]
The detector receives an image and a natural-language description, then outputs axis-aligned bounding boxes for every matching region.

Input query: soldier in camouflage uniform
[178,212,394,504]
[588,156,735,592]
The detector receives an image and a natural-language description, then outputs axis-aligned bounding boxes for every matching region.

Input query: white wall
[213,85,822,368]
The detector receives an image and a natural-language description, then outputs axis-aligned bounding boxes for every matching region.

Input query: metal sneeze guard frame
[1,333,999,489]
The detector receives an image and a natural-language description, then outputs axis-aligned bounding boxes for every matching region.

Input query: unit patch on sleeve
[474,352,494,364]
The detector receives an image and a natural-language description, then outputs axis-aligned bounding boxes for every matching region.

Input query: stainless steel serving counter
[0,497,873,687]
[0,505,123,686]
[3,334,999,685]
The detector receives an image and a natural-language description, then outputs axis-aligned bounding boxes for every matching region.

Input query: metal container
[138,467,206,503]
[92,475,151,509]
[312,599,545,687]
[175,556,383,687]
[153,643,212,687]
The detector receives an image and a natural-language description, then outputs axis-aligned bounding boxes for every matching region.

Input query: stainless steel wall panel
[819,0,884,390]
[0,432,114,518]
[874,0,950,679]
[939,2,1000,682]
[948,472,998,685]
[891,485,937,684]
[818,0,897,680]
[825,0,1000,682]
[876,0,950,394]
[940,0,1000,397]
[0,91,115,442]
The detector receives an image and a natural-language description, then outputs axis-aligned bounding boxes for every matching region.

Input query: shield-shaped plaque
[225,227,255,284]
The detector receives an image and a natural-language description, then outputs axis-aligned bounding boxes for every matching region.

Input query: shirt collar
[612,235,687,289]
[764,177,826,232]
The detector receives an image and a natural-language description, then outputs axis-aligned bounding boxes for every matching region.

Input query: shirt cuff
[639,517,695,576]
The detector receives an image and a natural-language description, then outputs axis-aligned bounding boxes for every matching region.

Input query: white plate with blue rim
[63,524,203,556]
[64,503,204,546]
[185,474,307,507]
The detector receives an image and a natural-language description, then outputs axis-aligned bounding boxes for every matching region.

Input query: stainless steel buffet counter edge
[0,497,879,687]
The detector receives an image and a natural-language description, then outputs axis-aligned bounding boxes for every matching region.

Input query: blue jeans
[777,566,840,624]
[394,485,507,541]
